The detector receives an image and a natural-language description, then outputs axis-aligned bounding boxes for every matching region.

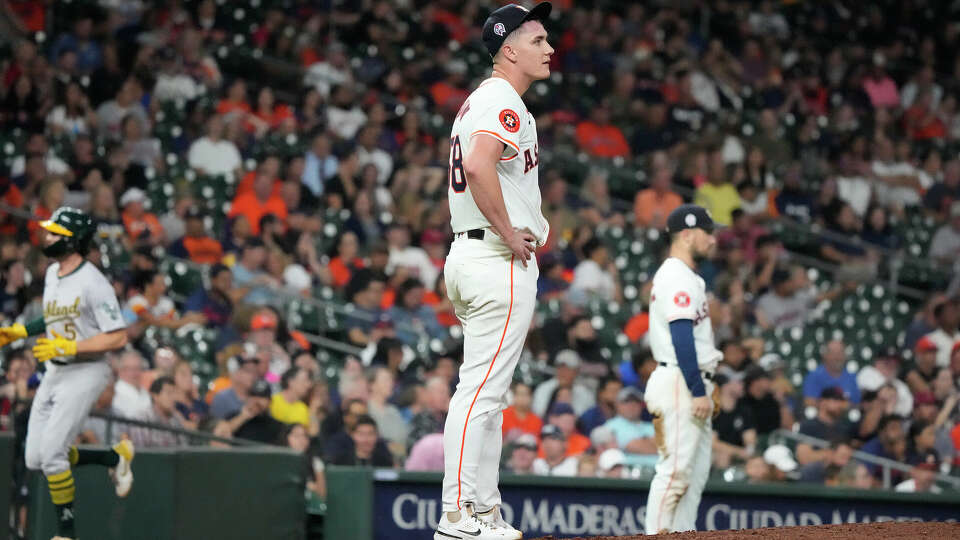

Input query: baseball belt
[658,361,713,381]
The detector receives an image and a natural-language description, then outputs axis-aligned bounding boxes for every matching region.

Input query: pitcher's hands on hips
[504,228,536,267]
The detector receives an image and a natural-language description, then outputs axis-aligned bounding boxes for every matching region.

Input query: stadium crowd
[2,2,960,530]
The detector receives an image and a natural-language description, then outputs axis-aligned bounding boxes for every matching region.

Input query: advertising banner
[373,473,959,539]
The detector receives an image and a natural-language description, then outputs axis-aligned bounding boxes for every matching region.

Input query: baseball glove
[0,324,27,348]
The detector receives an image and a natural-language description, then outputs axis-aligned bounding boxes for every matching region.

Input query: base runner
[0,207,135,540]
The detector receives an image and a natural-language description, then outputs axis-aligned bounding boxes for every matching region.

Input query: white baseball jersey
[448,77,549,246]
[42,261,125,346]
[648,257,721,371]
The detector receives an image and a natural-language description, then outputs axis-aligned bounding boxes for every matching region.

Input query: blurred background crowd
[2,1,960,529]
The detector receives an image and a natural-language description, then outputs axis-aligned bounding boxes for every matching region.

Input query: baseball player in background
[0,207,134,540]
[436,3,553,540]
[644,204,722,534]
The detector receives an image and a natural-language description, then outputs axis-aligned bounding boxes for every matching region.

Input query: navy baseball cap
[547,402,575,417]
[482,2,552,58]
[541,424,565,440]
[666,204,716,234]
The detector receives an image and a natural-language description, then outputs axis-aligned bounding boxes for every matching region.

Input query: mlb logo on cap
[494,22,506,36]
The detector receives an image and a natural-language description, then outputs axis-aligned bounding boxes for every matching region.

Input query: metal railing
[774,428,960,490]
[91,411,266,447]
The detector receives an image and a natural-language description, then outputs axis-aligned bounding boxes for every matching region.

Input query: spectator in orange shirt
[167,206,223,264]
[575,103,631,158]
[502,381,543,442]
[0,175,23,236]
[247,87,294,136]
[216,78,252,118]
[329,231,365,289]
[634,165,684,229]
[538,403,591,458]
[228,162,288,235]
[120,187,165,245]
[236,155,281,196]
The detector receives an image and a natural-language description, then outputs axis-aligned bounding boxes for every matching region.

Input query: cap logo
[685,213,697,227]
[494,22,506,36]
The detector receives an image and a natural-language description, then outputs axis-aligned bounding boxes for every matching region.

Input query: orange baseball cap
[250,311,278,331]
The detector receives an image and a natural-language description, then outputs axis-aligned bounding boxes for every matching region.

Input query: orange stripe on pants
[456,254,515,509]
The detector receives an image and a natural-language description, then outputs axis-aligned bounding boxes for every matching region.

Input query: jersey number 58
[449,135,466,193]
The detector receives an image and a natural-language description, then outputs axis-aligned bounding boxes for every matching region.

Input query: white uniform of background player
[437,3,554,540]
[644,204,721,534]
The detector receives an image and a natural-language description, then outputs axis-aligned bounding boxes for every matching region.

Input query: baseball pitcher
[436,3,553,540]
[0,207,134,540]
[644,204,722,534]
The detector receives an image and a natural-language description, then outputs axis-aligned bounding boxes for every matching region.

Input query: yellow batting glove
[0,323,28,348]
[32,331,77,363]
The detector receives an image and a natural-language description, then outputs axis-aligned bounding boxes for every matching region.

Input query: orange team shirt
[575,121,630,158]
[538,431,591,458]
[216,99,251,117]
[249,105,294,131]
[235,170,282,197]
[634,189,683,229]
[423,290,459,327]
[502,406,542,439]
[205,376,232,404]
[952,423,960,465]
[329,256,365,288]
[624,312,650,343]
[183,236,224,264]
[122,210,165,243]
[227,192,287,235]
[0,183,24,236]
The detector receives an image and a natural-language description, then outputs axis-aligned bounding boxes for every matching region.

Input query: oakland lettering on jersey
[44,297,81,319]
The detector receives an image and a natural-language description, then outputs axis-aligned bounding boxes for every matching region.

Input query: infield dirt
[529,520,960,539]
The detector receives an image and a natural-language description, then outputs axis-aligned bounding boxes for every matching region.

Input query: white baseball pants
[644,364,713,534]
[25,361,112,476]
[441,233,538,512]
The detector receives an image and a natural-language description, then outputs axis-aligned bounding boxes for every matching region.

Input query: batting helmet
[38,206,95,257]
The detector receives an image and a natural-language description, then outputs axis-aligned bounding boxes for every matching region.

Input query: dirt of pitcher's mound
[528,520,960,540]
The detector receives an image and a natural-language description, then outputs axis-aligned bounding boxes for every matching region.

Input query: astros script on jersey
[448,77,549,245]
[648,257,722,370]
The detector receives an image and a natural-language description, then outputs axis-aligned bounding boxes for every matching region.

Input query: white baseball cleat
[110,439,135,498]
[434,505,519,540]
[476,505,522,539]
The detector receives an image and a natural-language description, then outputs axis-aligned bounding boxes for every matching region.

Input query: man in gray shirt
[756,267,848,330]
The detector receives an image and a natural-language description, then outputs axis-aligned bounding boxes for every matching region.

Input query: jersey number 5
[449,135,466,193]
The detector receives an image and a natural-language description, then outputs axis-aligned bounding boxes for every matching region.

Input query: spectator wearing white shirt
[188,115,243,182]
[356,125,394,185]
[326,85,367,140]
[152,47,200,102]
[385,224,438,290]
[112,350,153,418]
[900,66,942,110]
[856,348,913,418]
[922,300,960,368]
[531,350,596,418]
[131,376,187,448]
[303,42,353,98]
[929,202,960,265]
[569,237,620,303]
[9,132,70,178]
[532,425,578,476]
[46,80,97,139]
[96,76,150,142]
[894,454,942,494]
[871,137,928,208]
